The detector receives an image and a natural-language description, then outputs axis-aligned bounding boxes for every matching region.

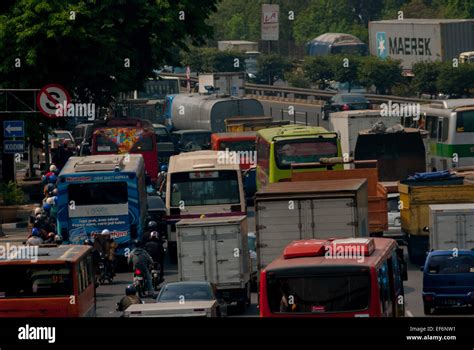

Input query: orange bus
[211,132,256,170]
[260,237,407,317]
[0,245,96,317]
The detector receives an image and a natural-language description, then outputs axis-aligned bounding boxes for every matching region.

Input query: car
[422,250,474,315]
[322,93,371,120]
[387,193,401,229]
[124,281,225,317]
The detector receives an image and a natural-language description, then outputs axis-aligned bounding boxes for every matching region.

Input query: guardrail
[158,73,429,105]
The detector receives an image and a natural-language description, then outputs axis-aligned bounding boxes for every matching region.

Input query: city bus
[91,118,159,183]
[402,99,474,171]
[259,237,407,317]
[211,131,257,170]
[166,151,246,260]
[256,125,343,189]
[0,245,96,317]
[56,154,147,257]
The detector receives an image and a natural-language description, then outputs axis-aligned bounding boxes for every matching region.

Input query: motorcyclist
[26,228,44,246]
[93,229,116,278]
[157,164,168,195]
[144,231,165,283]
[143,220,158,242]
[128,240,154,296]
[42,165,58,185]
[117,285,143,312]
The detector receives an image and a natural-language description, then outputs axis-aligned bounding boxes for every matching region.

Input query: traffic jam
[0,1,474,331]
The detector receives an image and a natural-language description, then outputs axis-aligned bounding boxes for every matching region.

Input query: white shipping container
[429,203,474,251]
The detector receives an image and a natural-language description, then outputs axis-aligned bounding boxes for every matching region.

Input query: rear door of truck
[210,223,243,286]
[312,197,357,238]
[256,199,301,268]
[433,214,459,250]
[462,213,474,250]
[178,226,208,281]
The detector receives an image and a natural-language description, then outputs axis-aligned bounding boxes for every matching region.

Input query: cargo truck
[429,203,474,251]
[176,216,250,309]
[369,19,474,71]
[399,183,474,265]
[255,179,369,270]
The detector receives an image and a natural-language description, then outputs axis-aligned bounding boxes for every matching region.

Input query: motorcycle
[150,262,164,291]
[133,268,146,298]
[98,252,114,284]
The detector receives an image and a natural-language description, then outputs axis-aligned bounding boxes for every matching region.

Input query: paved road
[2,218,472,317]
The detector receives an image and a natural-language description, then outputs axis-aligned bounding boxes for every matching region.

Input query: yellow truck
[399,182,474,264]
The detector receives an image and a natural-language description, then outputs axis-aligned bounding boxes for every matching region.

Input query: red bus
[91,119,158,182]
[260,237,407,317]
[211,132,256,170]
[0,245,96,317]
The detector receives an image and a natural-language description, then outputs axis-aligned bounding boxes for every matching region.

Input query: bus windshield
[170,170,240,207]
[266,272,370,313]
[456,110,474,133]
[0,264,73,298]
[68,182,128,206]
[219,140,256,152]
[275,138,338,169]
[94,128,154,153]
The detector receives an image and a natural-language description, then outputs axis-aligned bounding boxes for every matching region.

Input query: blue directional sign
[3,140,25,154]
[3,120,25,138]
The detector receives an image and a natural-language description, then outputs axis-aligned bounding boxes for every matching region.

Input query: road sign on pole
[3,120,25,138]
[3,140,25,154]
[36,84,71,118]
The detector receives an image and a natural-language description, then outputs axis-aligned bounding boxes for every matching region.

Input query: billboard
[261,4,279,41]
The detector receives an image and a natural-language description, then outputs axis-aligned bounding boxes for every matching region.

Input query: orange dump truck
[291,160,388,235]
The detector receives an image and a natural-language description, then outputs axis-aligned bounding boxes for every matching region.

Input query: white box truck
[429,203,474,251]
[176,216,250,307]
[255,179,369,270]
[329,110,396,160]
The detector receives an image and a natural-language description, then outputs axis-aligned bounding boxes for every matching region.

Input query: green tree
[302,56,334,89]
[0,0,218,107]
[412,61,442,97]
[331,55,361,92]
[257,53,292,85]
[436,62,474,97]
[358,56,402,94]
[181,47,245,73]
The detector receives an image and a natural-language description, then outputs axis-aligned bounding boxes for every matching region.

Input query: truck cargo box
[255,179,369,270]
[176,216,250,305]
[429,203,474,251]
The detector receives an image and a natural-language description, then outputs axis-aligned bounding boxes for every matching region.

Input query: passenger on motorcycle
[93,229,116,278]
[144,231,165,283]
[117,285,143,312]
[128,240,154,296]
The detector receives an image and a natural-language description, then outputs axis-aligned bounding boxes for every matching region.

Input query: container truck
[399,182,474,265]
[369,19,474,70]
[255,179,369,270]
[163,93,264,133]
[176,216,251,308]
[428,203,474,251]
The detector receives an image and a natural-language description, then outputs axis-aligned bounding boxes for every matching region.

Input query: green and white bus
[403,99,474,171]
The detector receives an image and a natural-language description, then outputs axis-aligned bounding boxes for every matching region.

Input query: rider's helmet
[31,228,41,237]
[150,231,159,239]
[46,197,55,205]
[160,164,168,172]
[34,207,42,215]
[49,164,58,173]
[147,221,158,230]
[101,229,111,236]
[125,285,137,296]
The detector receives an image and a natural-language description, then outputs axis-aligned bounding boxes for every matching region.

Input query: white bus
[403,99,474,171]
[165,151,246,260]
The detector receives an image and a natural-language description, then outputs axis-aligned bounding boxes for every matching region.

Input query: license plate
[442,299,459,305]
